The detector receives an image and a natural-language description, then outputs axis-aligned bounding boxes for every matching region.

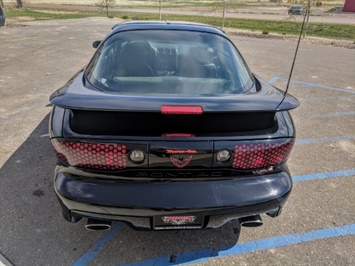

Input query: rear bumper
[54,170,292,229]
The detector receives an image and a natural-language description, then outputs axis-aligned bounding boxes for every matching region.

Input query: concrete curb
[0,252,13,266]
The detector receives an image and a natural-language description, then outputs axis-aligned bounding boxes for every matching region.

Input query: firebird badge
[166,149,197,168]
[170,155,192,168]
[162,216,197,225]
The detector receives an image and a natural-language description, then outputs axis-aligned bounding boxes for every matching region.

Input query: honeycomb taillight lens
[51,139,127,170]
[232,139,294,169]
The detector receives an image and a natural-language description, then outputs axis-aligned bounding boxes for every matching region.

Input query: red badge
[170,156,192,168]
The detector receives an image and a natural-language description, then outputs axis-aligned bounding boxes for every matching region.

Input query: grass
[4,8,107,20]
[3,7,355,40]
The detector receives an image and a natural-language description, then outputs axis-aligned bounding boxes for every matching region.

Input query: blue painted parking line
[71,72,355,266]
[296,135,355,145]
[295,111,355,120]
[268,77,355,94]
[73,223,126,266]
[293,169,355,182]
[267,76,279,84]
[121,224,355,266]
[72,168,355,266]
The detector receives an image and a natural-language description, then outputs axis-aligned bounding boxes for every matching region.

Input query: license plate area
[153,215,204,230]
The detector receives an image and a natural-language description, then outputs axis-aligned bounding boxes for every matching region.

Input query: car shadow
[101,221,241,265]
[0,114,241,266]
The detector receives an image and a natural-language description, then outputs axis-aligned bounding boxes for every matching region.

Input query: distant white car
[288,5,305,15]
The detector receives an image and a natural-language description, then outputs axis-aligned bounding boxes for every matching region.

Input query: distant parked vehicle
[326,6,343,13]
[0,7,6,27]
[288,5,305,15]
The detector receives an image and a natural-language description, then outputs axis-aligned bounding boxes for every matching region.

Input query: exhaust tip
[240,215,263,227]
[85,219,112,231]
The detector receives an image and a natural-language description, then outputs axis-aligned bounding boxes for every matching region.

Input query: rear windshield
[86,30,254,96]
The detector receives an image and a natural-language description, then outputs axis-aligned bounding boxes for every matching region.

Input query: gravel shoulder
[225,28,355,49]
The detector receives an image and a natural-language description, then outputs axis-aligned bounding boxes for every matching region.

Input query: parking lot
[0,18,354,266]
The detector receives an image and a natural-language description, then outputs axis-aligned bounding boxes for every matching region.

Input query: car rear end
[49,22,299,231]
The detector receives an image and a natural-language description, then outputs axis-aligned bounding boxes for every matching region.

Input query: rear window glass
[86,30,254,96]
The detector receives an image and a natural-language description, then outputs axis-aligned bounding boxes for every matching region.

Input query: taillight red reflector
[161,106,203,115]
[51,139,127,170]
[232,139,294,169]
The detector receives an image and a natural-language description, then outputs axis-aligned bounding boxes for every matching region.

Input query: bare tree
[16,0,23,8]
[97,0,116,18]
[213,0,229,29]
[221,0,227,29]
[286,0,313,37]
[0,0,4,8]
[158,0,162,20]
[303,0,311,37]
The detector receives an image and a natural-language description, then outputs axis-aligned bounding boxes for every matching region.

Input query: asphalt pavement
[0,18,354,266]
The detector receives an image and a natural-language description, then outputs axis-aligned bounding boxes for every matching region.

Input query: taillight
[232,139,294,169]
[51,139,127,170]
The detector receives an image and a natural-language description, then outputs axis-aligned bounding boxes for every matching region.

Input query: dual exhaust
[84,215,263,231]
[85,219,112,231]
[239,214,263,227]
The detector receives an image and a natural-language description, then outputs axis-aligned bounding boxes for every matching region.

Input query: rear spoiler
[50,72,299,112]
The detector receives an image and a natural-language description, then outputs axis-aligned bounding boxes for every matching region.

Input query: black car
[49,21,299,231]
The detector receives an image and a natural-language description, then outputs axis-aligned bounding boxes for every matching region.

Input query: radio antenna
[276,0,310,110]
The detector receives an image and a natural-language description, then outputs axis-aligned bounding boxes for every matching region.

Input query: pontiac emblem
[166,149,197,168]
[170,155,192,168]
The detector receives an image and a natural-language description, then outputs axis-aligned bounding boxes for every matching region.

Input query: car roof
[111,21,226,36]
